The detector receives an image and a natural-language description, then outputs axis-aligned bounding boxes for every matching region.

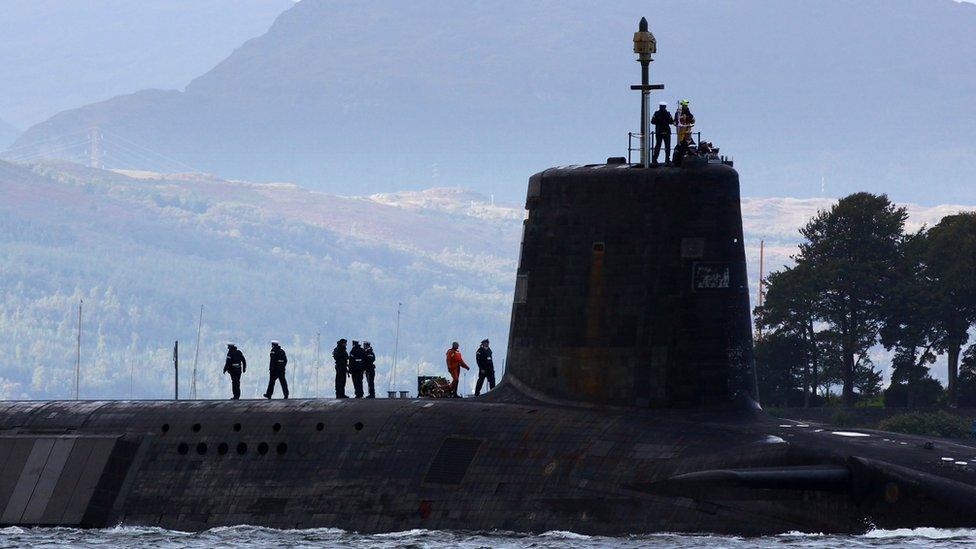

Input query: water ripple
[2,526,976,548]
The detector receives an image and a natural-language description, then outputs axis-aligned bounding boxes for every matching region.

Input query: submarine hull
[1,391,975,534]
[2,159,971,534]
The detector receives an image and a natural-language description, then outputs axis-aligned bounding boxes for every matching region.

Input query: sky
[5,0,976,205]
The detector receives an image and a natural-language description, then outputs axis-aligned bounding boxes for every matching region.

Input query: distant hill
[0,0,292,128]
[0,158,971,400]
[7,0,976,204]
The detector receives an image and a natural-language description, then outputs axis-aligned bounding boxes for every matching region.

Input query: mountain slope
[0,0,292,128]
[7,0,976,204]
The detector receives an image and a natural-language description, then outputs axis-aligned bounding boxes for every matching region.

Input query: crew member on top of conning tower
[264,340,289,399]
[675,99,695,143]
[445,342,470,398]
[673,136,692,167]
[223,342,247,400]
[650,101,674,166]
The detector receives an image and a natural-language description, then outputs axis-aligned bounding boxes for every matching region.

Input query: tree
[755,263,820,406]
[753,330,808,407]
[884,348,943,408]
[880,229,940,407]
[855,358,884,398]
[924,212,976,406]
[958,345,976,407]
[798,193,908,407]
[815,329,845,399]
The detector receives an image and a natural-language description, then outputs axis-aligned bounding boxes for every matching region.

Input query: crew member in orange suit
[445,341,470,398]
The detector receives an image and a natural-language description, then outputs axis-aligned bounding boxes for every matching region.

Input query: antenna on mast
[190,305,203,399]
[391,303,402,396]
[75,299,82,400]
[174,341,179,400]
[758,239,766,308]
[756,240,766,340]
[631,17,663,168]
[315,331,321,398]
[88,127,101,169]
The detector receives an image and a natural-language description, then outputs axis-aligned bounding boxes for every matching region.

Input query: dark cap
[481,339,489,344]
[338,338,347,344]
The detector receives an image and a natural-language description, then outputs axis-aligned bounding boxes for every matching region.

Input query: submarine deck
[1,392,976,532]
[1,393,974,484]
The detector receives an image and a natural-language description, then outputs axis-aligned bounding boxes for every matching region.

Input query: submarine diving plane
[1,18,975,535]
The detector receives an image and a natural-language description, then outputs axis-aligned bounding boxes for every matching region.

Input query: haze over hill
[0,159,971,401]
[0,0,292,128]
[0,119,18,149]
[7,0,976,204]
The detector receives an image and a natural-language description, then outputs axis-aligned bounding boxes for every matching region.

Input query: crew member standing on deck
[223,342,247,400]
[475,339,496,396]
[333,339,349,398]
[363,341,377,398]
[263,340,289,399]
[349,340,366,398]
[446,342,470,398]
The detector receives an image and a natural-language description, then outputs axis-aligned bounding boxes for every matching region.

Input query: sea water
[1,526,975,548]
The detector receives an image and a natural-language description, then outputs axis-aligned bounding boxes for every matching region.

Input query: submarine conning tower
[503,18,758,411]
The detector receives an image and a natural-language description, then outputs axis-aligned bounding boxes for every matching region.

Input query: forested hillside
[0,161,520,400]
[0,160,970,401]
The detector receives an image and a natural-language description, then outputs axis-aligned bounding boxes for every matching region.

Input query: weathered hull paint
[1,393,975,534]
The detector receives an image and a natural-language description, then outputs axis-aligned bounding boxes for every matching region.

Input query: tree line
[754,193,976,408]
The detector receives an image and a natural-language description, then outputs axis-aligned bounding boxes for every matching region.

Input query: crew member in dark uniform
[673,136,692,167]
[349,340,366,398]
[475,338,496,396]
[650,101,674,166]
[363,341,376,398]
[333,339,349,398]
[223,342,247,399]
[263,340,289,399]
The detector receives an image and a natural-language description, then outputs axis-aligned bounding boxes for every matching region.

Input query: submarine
[2,18,976,536]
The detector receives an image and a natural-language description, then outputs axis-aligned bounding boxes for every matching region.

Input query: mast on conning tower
[631,17,663,168]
